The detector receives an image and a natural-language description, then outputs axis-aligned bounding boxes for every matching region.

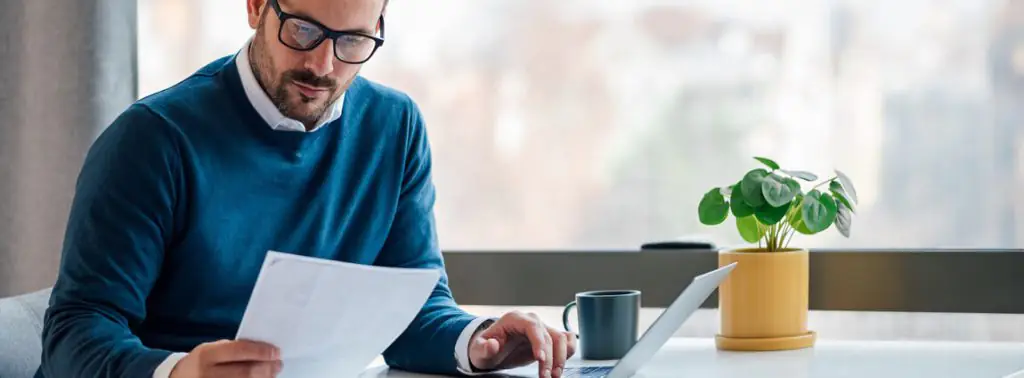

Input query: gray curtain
[0,0,137,297]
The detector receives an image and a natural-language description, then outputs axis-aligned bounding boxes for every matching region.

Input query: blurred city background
[139,0,1024,251]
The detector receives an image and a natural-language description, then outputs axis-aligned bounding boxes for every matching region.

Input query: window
[138,0,1024,251]
[137,0,1024,344]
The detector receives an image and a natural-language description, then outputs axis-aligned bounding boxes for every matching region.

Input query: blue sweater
[35,56,475,377]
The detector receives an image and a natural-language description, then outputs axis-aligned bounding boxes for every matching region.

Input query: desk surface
[359,338,1024,378]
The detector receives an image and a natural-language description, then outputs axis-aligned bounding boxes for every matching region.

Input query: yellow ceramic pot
[715,247,816,351]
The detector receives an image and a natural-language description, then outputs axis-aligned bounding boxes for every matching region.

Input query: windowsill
[461,305,1024,342]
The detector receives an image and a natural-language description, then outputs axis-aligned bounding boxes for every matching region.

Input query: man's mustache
[284,69,337,89]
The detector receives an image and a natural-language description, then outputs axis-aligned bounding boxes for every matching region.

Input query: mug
[562,290,640,360]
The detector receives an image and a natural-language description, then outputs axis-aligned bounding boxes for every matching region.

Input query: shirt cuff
[152,352,188,378]
[454,317,497,375]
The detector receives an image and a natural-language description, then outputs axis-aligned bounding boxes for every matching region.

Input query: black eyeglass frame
[267,0,386,64]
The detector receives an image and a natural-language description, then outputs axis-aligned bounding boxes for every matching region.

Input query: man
[35,0,575,377]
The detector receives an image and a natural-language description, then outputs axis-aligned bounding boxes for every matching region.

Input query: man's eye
[339,35,365,46]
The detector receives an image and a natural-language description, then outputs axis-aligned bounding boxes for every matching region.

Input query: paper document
[236,251,441,378]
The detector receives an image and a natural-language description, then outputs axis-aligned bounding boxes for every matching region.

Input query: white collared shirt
[151,40,490,377]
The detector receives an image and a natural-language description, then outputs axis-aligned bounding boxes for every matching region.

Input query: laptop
[558,262,737,378]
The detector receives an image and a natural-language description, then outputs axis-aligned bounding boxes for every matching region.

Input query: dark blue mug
[562,290,640,360]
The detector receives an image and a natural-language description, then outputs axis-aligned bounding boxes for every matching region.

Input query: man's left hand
[468,311,576,378]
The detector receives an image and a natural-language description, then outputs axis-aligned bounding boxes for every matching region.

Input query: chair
[0,288,51,378]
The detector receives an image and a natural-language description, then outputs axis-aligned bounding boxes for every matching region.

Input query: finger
[471,338,498,359]
[564,331,577,359]
[551,331,568,378]
[492,339,538,368]
[524,318,552,378]
[205,340,281,364]
[469,337,502,369]
[543,329,554,377]
[492,335,534,368]
[212,361,281,378]
[486,338,501,356]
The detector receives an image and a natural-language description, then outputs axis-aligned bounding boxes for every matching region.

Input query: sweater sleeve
[37,105,183,378]
[373,98,477,376]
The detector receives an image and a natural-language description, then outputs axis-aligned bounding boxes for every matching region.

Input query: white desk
[359,338,1024,378]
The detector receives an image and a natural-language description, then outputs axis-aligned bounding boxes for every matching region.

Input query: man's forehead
[278,0,383,31]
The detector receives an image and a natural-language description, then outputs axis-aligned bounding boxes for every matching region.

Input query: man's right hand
[169,340,282,378]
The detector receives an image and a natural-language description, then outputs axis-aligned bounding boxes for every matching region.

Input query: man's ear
[247,0,267,29]
[377,4,386,35]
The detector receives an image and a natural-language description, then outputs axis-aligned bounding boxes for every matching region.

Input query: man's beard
[249,23,341,128]
[269,68,339,125]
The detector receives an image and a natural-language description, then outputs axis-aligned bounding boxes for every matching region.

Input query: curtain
[0,0,136,297]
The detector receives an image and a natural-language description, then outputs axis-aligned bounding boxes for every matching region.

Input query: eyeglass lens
[280,18,377,62]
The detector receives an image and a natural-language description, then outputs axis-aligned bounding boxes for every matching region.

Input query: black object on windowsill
[640,239,717,250]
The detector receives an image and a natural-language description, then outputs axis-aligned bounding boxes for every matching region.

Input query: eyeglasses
[268,0,385,64]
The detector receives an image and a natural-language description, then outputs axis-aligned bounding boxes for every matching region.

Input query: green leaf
[794,217,815,235]
[755,202,790,226]
[782,170,818,181]
[698,188,729,225]
[730,183,755,217]
[785,177,802,194]
[788,202,815,235]
[830,180,843,193]
[831,187,856,213]
[835,169,858,203]
[754,157,780,170]
[836,202,853,237]
[736,216,764,243]
[740,169,768,208]
[761,174,797,207]
[801,190,838,233]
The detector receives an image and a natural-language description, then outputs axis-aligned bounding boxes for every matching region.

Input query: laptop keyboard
[561,366,613,377]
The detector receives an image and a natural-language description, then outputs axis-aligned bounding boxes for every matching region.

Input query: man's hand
[169,340,282,378]
[468,311,576,378]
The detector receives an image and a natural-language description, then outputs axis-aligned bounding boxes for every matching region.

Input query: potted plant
[697,156,857,351]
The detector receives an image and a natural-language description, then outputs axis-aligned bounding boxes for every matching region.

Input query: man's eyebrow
[278,0,317,20]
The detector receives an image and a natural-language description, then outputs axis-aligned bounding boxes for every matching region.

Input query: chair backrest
[0,288,52,378]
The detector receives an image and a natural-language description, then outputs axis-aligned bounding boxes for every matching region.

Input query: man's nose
[304,39,335,77]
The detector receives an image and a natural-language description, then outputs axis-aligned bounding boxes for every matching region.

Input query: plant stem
[777,227,782,251]
[776,224,783,250]
[782,219,795,247]
[773,203,798,251]
[777,223,785,250]
[782,226,795,249]
[758,223,764,250]
[811,176,839,192]
[777,224,784,250]
[770,223,779,251]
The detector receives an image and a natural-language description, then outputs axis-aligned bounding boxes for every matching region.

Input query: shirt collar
[235,39,344,133]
